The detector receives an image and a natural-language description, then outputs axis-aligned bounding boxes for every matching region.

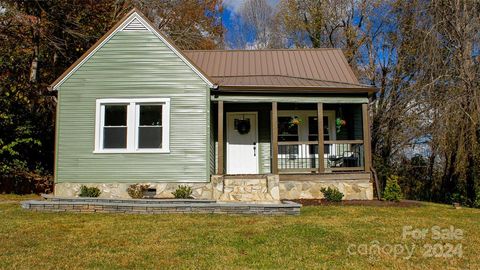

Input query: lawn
[1,195,479,269]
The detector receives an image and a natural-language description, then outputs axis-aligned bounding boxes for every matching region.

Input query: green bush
[473,192,480,208]
[127,184,150,199]
[450,192,467,205]
[78,185,101,197]
[172,185,193,199]
[383,175,403,202]
[320,187,344,202]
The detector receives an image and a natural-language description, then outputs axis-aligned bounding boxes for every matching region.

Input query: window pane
[103,127,127,148]
[104,105,127,126]
[138,126,162,148]
[140,105,162,126]
[278,117,298,135]
[324,117,330,140]
[307,116,330,140]
[278,116,299,142]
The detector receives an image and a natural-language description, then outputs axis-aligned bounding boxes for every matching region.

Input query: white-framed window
[94,98,170,153]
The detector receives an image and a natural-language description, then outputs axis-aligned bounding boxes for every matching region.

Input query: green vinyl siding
[56,30,209,183]
[258,111,272,174]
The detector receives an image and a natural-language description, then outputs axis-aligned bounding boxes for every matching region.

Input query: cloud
[223,0,245,14]
[223,0,279,14]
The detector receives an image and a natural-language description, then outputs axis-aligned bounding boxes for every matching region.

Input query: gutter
[213,85,378,95]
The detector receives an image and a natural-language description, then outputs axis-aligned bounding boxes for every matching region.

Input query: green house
[50,9,377,202]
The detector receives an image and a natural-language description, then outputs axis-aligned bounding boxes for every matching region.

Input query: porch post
[317,103,325,173]
[362,103,372,172]
[217,101,224,175]
[271,102,278,174]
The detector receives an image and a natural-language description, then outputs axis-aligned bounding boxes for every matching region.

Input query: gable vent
[122,18,148,31]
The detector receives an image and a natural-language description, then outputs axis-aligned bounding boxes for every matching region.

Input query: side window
[137,104,163,149]
[103,104,128,149]
[96,98,170,153]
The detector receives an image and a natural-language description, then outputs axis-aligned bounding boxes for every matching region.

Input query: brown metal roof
[184,49,375,93]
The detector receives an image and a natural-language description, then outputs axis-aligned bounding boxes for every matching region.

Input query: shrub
[472,192,480,208]
[78,185,101,197]
[450,192,467,205]
[127,184,150,199]
[0,173,53,194]
[172,185,193,199]
[383,175,403,202]
[320,187,344,202]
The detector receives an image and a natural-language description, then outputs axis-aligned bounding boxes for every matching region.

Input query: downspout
[371,166,382,200]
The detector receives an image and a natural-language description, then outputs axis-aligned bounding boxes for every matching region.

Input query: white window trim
[94,98,170,154]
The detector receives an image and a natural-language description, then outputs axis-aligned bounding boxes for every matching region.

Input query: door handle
[253,142,256,156]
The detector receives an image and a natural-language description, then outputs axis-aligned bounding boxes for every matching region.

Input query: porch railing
[278,140,364,173]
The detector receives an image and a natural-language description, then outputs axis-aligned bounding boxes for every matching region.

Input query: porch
[212,97,372,177]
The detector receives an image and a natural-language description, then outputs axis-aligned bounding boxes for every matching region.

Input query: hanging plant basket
[336,117,347,132]
[289,116,302,128]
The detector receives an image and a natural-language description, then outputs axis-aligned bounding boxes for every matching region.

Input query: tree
[275,0,480,205]
[0,0,225,193]
[417,0,480,203]
[227,0,281,49]
[130,0,224,49]
[240,0,279,48]
[276,0,371,62]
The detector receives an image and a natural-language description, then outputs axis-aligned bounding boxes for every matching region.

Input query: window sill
[93,149,170,154]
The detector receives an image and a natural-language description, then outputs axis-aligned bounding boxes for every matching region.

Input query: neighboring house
[50,9,377,202]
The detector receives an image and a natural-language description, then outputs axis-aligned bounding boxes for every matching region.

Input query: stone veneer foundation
[279,179,373,200]
[55,173,373,201]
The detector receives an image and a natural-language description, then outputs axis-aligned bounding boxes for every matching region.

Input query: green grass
[0,195,479,269]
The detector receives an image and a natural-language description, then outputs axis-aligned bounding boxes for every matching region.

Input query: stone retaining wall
[21,200,301,215]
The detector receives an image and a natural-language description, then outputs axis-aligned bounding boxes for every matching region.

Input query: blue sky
[221,7,235,37]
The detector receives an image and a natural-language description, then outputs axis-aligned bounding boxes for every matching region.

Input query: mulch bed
[289,199,423,207]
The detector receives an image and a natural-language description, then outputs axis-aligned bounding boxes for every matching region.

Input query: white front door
[226,112,259,174]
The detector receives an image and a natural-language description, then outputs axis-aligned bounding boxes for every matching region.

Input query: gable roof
[184,49,376,93]
[50,8,375,94]
[49,8,214,91]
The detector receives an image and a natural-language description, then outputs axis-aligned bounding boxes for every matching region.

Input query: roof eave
[215,85,378,95]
